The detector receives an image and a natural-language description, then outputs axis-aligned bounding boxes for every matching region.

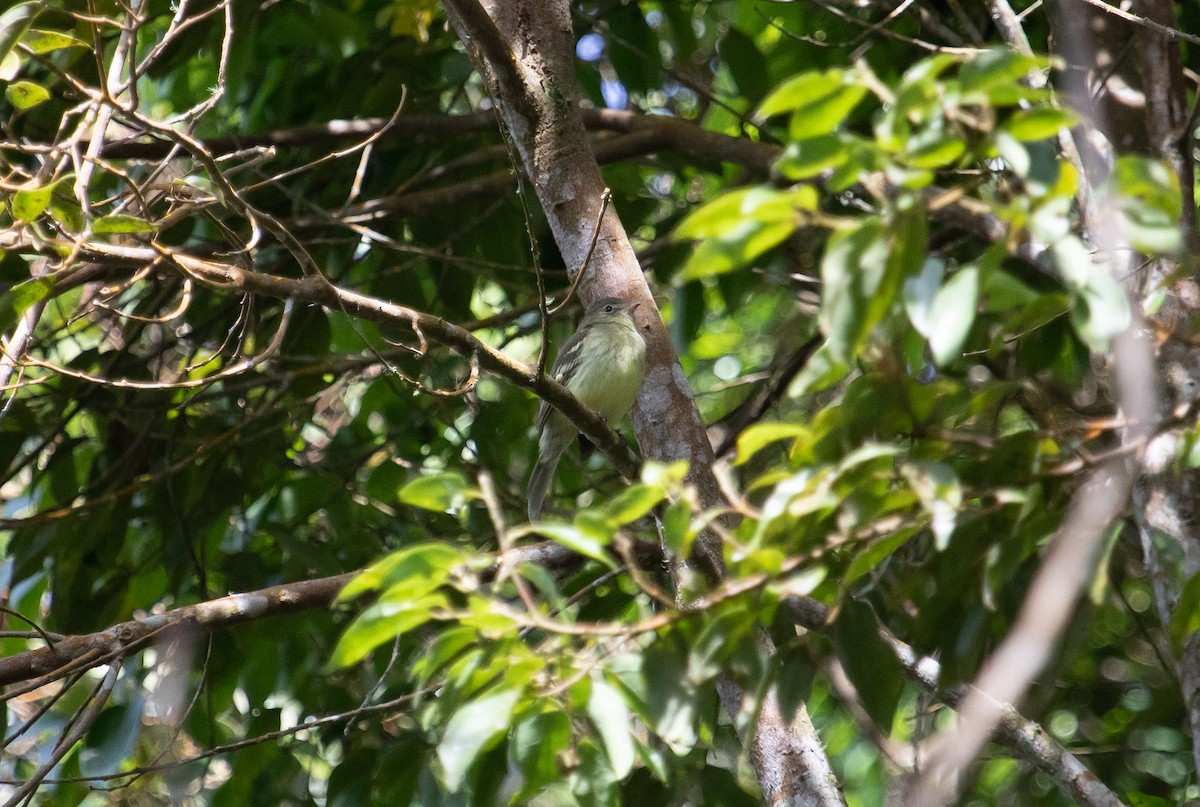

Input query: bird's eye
[604,304,614,313]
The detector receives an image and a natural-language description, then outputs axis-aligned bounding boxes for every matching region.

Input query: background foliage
[0,0,1196,805]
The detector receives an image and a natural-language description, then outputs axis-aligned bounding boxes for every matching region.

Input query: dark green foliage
[0,1,1195,805]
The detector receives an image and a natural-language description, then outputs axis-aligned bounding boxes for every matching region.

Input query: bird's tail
[527,457,558,522]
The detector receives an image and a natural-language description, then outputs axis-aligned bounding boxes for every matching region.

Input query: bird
[527,297,647,521]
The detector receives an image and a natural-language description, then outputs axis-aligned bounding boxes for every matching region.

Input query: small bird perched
[527,297,647,521]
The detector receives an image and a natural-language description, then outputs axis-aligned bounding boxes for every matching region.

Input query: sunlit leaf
[605,483,665,525]
[901,462,961,550]
[0,276,54,334]
[640,460,688,488]
[11,184,52,222]
[328,594,447,668]
[735,422,808,465]
[0,3,38,65]
[338,542,467,601]
[398,472,474,511]
[843,529,917,587]
[757,70,843,118]
[5,80,49,109]
[511,522,617,571]
[23,28,88,54]
[905,129,965,168]
[1169,572,1200,654]
[1001,108,1076,141]
[512,710,571,798]
[587,675,635,778]
[641,644,698,755]
[774,135,848,180]
[1052,236,1131,349]
[675,187,795,240]
[661,499,695,558]
[438,687,522,791]
[93,214,156,234]
[928,265,979,365]
[960,49,1048,99]
[819,218,889,361]
[903,257,944,337]
[687,605,752,684]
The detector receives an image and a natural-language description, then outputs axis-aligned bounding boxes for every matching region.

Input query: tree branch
[440,2,851,804]
[0,232,640,484]
[0,541,1126,807]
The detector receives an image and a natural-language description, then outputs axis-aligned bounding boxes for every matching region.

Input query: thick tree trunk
[441,1,846,803]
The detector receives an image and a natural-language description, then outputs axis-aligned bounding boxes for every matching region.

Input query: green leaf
[757,70,844,118]
[889,200,930,283]
[23,28,88,54]
[411,626,478,687]
[48,196,83,232]
[905,130,965,168]
[640,460,688,488]
[5,80,48,109]
[587,675,635,778]
[641,644,697,754]
[1073,271,1131,350]
[572,738,620,807]
[758,68,867,138]
[774,644,816,728]
[837,442,903,474]
[676,187,795,240]
[821,203,926,363]
[1052,236,1130,349]
[769,565,827,599]
[1114,156,1183,254]
[844,529,917,587]
[93,214,156,234]
[517,563,568,613]
[512,710,572,798]
[994,131,1030,178]
[960,49,1047,99]
[0,276,54,333]
[1001,108,1077,141]
[832,599,904,731]
[787,342,848,396]
[1113,156,1182,219]
[676,187,817,280]
[774,135,848,180]
[790,82,868,140]
[720,27,770,103]
[927,265,980,366]
[511,522,617,571]
[328,593,447,668]
[398,472,473,511]
[11,184,53,222]
[900,53,962,89]
[605,483,664,525]
[901,462,961,549]
[337,542,467,601]
[819,218,889,361]
[687,605,751,683]
[1169,572,1200,654]
[438,687,522,791]
[735,422,808,465]
[680,223,793,280]
[0,3,38,65]
[903,257,943,337]
[661,499,694,558]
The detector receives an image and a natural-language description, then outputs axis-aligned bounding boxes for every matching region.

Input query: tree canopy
[1,1,1198,805]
